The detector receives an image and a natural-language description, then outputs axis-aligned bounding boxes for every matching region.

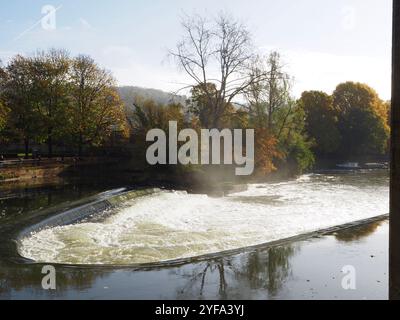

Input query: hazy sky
[0,0,393,99]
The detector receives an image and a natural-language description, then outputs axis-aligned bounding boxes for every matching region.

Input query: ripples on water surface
[19,172,389,265]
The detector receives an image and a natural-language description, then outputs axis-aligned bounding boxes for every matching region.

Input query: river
[0,170,389,299]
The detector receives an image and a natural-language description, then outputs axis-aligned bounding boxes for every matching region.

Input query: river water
[17,171,389,265]
[0,170,389,299]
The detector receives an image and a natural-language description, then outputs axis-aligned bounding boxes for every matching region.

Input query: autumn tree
[245,52,314,174]
[0,55,42,156]
[188,83,248,129]
[129,99,185,168]
[69,55,128,157]
[0,101,8,140]
[0,63,8,139]
[333,82,390,157]
[385,100,391,127]
[187,83,218,128]
[171,13,263,128]
[130,98,185,134]
[254,128,280,175]
[299,91,341,156]
[30,49,71,157]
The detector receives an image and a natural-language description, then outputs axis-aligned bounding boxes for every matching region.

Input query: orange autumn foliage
[254,128,282,176]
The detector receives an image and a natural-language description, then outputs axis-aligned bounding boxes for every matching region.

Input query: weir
[16,188,161,242]
[14,172,389,267]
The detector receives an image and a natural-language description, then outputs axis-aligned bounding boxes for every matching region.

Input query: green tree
[276,103,315,174]
[245,53,314,174]
[299,91,341,156]
[340,106,388,156]
[333,82,389,157]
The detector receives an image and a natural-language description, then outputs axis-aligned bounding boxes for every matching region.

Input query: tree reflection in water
[0,220,386,299]
[334,221,384,242]
[176,244,298,299]
[0,262,113,299]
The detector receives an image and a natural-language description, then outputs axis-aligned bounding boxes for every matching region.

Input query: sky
[0,0,393,100]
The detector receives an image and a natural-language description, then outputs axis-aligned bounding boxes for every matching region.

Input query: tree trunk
[47,131,53,158]
[78,133,83,158]
[24,138,29,159]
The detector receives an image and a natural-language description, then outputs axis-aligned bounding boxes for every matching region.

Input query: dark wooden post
[390,0,400,301]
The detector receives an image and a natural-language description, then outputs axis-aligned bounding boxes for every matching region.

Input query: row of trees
[154,13,312,175]
[129,13,390,177]
[300,82,390,159]
[0,49,128,157]
[0,13,391,178]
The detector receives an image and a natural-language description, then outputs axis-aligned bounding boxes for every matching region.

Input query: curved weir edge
[13,185,389,268]
[15,188,162,254]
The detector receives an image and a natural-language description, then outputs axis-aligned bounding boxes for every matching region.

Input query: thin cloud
[13,5,62,42]
[79,18,94,30]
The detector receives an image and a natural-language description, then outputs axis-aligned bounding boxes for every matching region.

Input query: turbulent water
[19,172,389,265]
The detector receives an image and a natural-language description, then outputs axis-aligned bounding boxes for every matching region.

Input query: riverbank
[1,151,389,197]
[0,160,254,196]
[0,157,127,183]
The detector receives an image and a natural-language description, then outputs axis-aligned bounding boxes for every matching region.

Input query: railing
[0,157,121,169]
[0,157,78,169]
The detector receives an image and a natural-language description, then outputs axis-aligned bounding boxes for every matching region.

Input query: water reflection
[0,171,389,299]
[243,246,296,294]
[0,261,113,299]
[0,183,107,222]
[0,221,388,299]
[334,221,383,242]
[0,244,297,299]
[175,245,298,299]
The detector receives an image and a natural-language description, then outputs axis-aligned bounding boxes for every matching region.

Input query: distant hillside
[117,86,244,124]
[118,86,187,110]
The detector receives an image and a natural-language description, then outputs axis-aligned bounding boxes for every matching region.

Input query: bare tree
[245,52,292,135]
[171,13,264,128]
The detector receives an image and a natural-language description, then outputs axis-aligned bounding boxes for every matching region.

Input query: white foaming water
[19,172,389,265]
